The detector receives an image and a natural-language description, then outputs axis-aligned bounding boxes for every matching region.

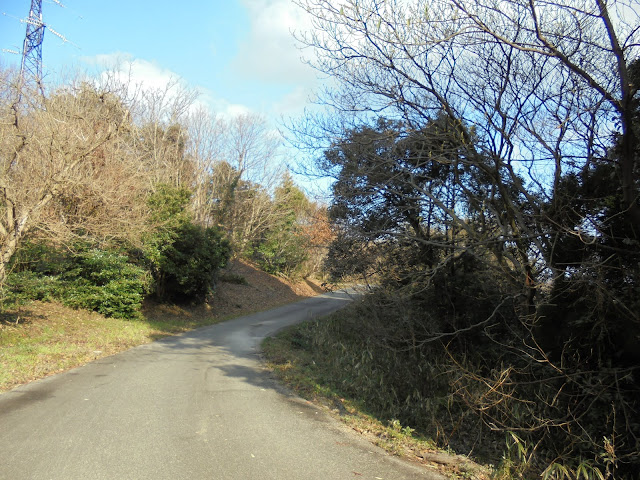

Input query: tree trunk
[0,235,19,287]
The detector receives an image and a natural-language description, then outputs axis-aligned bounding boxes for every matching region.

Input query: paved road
[0,291,443,479]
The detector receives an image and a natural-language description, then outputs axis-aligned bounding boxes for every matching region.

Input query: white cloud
[233,0,317,85]
[208,99,253,119]
[85,53,175,89]
[272,85,315,116]
[83,52,258,120]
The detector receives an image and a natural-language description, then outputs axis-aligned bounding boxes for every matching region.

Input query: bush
[60,249,150,319]
[152,223,230,302]
[8,240,69,275]
[3,243,149,320]
[143,184,231,303]
[2,271,62,306]
[299,256,640,478]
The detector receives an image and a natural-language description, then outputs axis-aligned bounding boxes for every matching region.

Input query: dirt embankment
[138,259,327,325]
[211,259,326,316]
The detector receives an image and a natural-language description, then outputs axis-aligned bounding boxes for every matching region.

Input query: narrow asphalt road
[0,291,443,479]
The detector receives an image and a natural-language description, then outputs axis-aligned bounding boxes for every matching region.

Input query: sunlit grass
[0,300,228,392]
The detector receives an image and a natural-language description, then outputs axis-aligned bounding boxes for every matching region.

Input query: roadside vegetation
[263,314,489,480]
[0,66,332,311]
[1,260,322,393]
[2,1,639,478]
[275,1,639,479]
[0,66,331,390]
[0,63,333,293]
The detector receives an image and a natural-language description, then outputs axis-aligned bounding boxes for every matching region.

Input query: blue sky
[1,0,320,118]
[1,0,333,196]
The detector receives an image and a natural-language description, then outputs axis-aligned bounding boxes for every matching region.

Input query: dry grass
[262,323,491,480]
[0,260,324,393]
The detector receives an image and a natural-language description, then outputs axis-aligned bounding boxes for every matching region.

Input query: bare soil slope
[212,259,324,315]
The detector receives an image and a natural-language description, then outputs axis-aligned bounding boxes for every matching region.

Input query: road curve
[0,291,443,479]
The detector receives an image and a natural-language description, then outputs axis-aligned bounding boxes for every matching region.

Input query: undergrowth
[262,288,639,479]
[262,309,490,480]
[3,247,149,320]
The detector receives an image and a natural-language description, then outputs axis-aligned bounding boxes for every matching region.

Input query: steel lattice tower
[20,0,44,83]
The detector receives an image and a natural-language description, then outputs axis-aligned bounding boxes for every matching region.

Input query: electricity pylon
[19,0,70,84]
[21,0,44,83]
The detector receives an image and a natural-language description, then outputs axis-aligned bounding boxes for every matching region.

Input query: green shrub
[153,223,230,302]
[8,240,68,275]
[3,243,149,320]
[2,271,62,306]
[143,184,231,303]
[60,249,150,319]
[143,184,192,267]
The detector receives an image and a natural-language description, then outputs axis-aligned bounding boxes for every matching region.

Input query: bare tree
[294,0,638,281]
[185,106,227,227]
[226,112,281,183]
[131,79,199,189]
[213,113,283,254]
[0,68,149,286]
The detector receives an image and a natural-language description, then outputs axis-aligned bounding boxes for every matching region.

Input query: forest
[0,66,331,318]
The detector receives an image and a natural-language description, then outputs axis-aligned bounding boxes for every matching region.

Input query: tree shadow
[304,278,325,295]
[0,306,44,328]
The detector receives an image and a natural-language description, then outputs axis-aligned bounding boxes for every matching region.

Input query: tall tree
[205,113,282,255]
[252,172,312,277]
[294,0,639,291]
[130,80,198,189]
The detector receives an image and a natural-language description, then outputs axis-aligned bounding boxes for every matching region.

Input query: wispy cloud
[233,0,317,85]
[272,85,316,116]
[83,53,177,89]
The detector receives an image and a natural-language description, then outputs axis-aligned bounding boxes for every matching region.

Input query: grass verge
[261,321,490,480]
[0,300,236,392]
[1,260,321,393]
